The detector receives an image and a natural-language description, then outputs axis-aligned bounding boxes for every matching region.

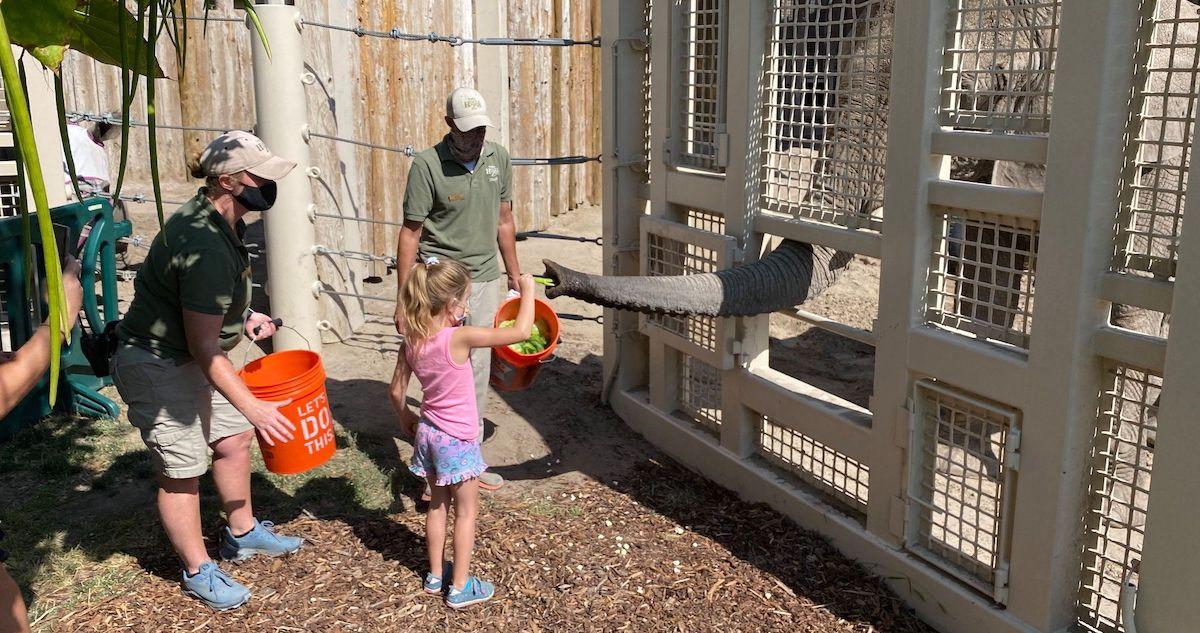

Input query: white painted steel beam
[1136,55,1200,628]
[664,169,727,214]
[927,180,1043,220]
[1098,272,1175,315]
[754,212,882,258]
[905,326,1029,409]
[736,366,871,463]
[1093,326,1167,374]
[869,0,950,548]
[775,307,876,347]
[930,129,1049,164]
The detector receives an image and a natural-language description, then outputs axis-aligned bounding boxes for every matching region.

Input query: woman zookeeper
[112,131,303,611]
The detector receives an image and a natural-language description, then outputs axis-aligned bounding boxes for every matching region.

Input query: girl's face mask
[449,298,470,326]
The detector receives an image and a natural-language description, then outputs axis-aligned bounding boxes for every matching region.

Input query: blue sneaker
[424,561,453,595]
[219,519,303,562]
[181,561,251,611]
[446,576,495,609]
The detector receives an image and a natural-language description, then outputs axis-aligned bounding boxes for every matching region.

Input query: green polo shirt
[402,137,512,282]
[118,189,252,360]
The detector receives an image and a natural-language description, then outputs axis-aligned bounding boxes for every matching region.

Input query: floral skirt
[409,418,488,487]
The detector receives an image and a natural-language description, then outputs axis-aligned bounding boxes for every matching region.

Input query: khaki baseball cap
[198,130,296,180]
[445,87,494,132]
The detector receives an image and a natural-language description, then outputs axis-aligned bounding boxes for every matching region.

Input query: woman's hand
[243,397,296,446]
[244,311,278,341]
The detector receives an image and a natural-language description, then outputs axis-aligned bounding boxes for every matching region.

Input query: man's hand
[244,311,279,341]
[507,271,522,293]
[245,397,296,446]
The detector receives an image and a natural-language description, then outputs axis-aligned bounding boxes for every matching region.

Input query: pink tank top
[405,327,479,441]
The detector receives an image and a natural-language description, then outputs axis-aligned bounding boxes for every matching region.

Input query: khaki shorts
[112,345,253,479]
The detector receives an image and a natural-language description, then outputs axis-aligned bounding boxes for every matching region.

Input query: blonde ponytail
[401,257,471,354]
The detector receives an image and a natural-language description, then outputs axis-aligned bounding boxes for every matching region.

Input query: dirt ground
[0,190,926,632]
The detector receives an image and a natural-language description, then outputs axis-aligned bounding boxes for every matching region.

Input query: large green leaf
[0,0,164,76]
[71,0,166,77]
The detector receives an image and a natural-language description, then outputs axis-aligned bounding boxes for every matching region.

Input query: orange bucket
[238,350,336,474]
[489,297,560,392]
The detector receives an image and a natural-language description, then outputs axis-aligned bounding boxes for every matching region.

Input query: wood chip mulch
[45,460,933,632]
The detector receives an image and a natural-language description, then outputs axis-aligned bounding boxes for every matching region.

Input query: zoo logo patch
[485,164,499,182]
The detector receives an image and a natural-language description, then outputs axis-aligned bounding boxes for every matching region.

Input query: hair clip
[423,256,440,267]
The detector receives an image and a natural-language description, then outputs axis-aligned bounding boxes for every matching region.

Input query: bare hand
[399,407,418,438]
[508,272,522,293]
[62,257,84,325]
[245,397,296,446]
[518,273,535,295]
[244,311,278,341]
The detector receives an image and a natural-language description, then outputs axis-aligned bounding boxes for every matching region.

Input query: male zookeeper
[393,87,521,498]
[112,131,304,610]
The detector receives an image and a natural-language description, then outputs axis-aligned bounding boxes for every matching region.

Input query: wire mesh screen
[685,207,725,234]
[1077,365,1161,633]
[1113,0,1200,279]
[0,180,20,218]
[762,0,892,231]
[645,231,721,352]
[679,355,722,434]
[910,381,1016,599]
[678,0,725,171]
[927,209,1039,349]
[939,0,1061,135]
[759,415,870,516]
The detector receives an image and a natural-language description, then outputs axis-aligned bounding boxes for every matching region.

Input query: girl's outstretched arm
[390,343,418,437]
[452,275,537,356]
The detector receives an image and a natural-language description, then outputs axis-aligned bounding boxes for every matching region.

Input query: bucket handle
[241,322,315,368]
[539,338,564,364]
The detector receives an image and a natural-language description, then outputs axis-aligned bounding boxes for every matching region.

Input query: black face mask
[234,181,277,211]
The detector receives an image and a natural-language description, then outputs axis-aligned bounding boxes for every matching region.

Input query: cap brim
[451,114,494,132]
[245,155,297,181]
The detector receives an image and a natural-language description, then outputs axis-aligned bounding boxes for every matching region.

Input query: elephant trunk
[542,240,854,317]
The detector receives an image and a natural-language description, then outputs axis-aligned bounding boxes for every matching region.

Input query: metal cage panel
[1077,365,1161,633]
[763,0,892,231]
[639,215,735,367]
[680,355,723,435]
[939,0,1061,134]
[677,0,726,171]
[927,208,1039,350]
[1114,0,1200,278]
[908,379,1019,603]
[759,414,871,517]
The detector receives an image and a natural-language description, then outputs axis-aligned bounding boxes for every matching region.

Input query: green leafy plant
[499,319,550,355]
[0,0,268,406]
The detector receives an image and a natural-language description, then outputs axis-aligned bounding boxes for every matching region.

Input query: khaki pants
[466,277,505,437]
[111,345,253,479]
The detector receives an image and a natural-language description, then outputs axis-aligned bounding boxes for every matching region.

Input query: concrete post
[249,1,321,353]
[474,2,510,149]
[600,0,649,401]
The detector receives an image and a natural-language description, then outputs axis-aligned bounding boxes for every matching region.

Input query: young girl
[390,257,535,609]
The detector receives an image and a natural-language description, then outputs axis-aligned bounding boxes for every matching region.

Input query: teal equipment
[0,198,132,439]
